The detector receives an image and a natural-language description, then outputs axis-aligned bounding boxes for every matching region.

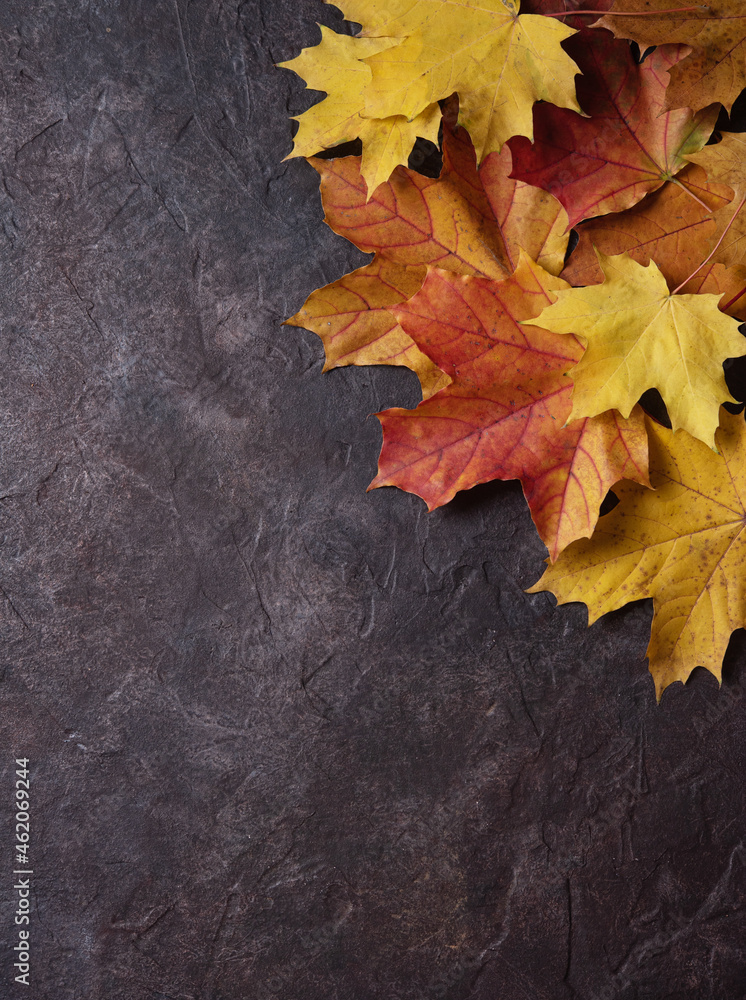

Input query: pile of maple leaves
[280,0,746,699]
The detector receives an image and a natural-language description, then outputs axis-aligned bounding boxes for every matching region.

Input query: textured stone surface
[0,3,744,998]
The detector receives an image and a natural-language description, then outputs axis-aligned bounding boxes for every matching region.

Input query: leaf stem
[542,6,708,16]
[669,176,713,214]
[671,195,746,295]
[721,286,746,313]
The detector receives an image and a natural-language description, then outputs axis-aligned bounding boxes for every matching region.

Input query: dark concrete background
[0,2,743,998]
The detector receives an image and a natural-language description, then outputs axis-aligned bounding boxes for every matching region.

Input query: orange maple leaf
[281,0,746,708]
[561,163,746,321]
[686,132,746,273]
[286,122,568,398]
[688,132,746,203]
[599,0,746,112]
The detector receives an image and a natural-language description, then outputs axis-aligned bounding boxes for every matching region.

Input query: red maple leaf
[508,29,718,227]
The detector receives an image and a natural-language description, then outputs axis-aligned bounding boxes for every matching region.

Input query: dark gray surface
[0,2,743,998]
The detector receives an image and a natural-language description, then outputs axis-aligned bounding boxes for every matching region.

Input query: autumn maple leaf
[561,164,730,288]
[369,254,649,560]
[687,132,746,270]
[280,0,584,190]
[278,27,441,196]
[286,121,568,398]
[525,251,746,449]
[689,132,746,202]
[599,0,746,112]
[561,164,746,321]
[529,410,746,697]
[358,0,583,161]
[508,29,719,227]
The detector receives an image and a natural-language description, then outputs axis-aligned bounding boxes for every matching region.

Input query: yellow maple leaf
[523,251,746,449]
[528,411,746,698]
[278,26,440,196]
[359,0,582,160]
[280,0,582,185]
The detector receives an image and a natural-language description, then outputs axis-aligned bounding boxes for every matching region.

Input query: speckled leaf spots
[369,254,649,561]
[687,133,746,270]
[286,122,568,399]
[529,411,746,697]
[688,132,746,202]
[598,0,746,112]
[508,30,719,227]
[524,251,746,449]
